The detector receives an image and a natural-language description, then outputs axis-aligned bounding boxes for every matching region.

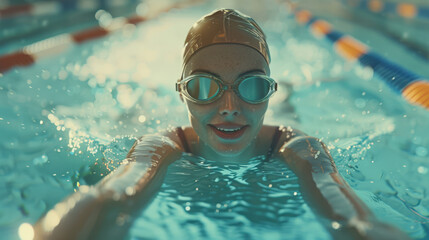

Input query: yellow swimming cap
[182,9,271,68]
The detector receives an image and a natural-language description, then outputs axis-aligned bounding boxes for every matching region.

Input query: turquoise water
[128,155,329,239]
[1,0,429,239]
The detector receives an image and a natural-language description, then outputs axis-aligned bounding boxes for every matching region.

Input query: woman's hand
[277,136,411,240]
[127,133,183,166]
[96,133,183,202]
[34,132,184,240]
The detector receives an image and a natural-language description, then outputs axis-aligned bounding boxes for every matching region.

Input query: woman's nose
[218,90,240,116]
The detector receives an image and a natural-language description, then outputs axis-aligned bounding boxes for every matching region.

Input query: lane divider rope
[0,0,201,75]
[288,3,429,110]
[0,0,139,19]
[341,0,429,21]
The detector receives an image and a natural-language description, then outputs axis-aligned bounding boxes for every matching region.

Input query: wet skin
[181,44,271,161]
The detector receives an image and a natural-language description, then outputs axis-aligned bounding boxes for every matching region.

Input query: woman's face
[182,44,270,158]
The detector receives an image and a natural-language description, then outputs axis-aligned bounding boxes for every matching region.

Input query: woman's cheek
[246,103,268,124]
[186,104,212,137]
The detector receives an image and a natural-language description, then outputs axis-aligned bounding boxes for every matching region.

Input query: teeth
[216,127,241,132]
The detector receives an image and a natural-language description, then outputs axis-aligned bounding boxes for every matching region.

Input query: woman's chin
[210,144,247,158]
[202,133,255,159]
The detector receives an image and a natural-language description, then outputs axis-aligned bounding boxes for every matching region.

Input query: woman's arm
[278,136,410,240]
[33,133,183,240]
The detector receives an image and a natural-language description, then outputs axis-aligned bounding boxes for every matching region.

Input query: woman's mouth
[209,124,248,140]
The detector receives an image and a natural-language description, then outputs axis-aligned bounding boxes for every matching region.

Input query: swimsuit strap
[266,126,284,160]
[176,127,191,153]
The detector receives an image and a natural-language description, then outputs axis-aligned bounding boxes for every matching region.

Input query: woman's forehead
[183,44,270,78]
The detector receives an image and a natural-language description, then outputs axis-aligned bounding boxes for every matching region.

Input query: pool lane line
[336,7,429,61]
[0,0,139,19]
[0,0,202,75]
[341,0,429,21]
[287,4,429,110]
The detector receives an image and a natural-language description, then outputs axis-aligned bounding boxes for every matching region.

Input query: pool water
[128,155,330,239]
[1,0,429,239]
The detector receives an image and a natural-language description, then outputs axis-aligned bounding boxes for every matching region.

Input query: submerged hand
[277,136,411,240]
[34,133,183,240]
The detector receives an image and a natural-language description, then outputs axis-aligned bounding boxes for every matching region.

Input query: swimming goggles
[176,73,277,104]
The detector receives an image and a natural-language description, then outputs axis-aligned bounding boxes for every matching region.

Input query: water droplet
[331,221,341,229]
[138,115,146,123]
[354,98,366,108]
[33,154,48,165]
[18,223,34,240]
[417,166,427,174]
[415,146,427,157]
[125,187,135,196]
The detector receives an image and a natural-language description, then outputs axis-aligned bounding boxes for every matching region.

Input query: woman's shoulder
[261,125,307,154]
[126,127,188,161]
[132,127,197,154]
[156,126,196,153]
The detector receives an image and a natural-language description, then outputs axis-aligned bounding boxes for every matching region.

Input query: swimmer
[33,9,410,240]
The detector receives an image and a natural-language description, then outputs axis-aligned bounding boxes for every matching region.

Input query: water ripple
[128,155,315,239]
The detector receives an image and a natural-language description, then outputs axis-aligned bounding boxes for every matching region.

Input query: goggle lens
[186,76,220,101]
[238,76,271,102]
